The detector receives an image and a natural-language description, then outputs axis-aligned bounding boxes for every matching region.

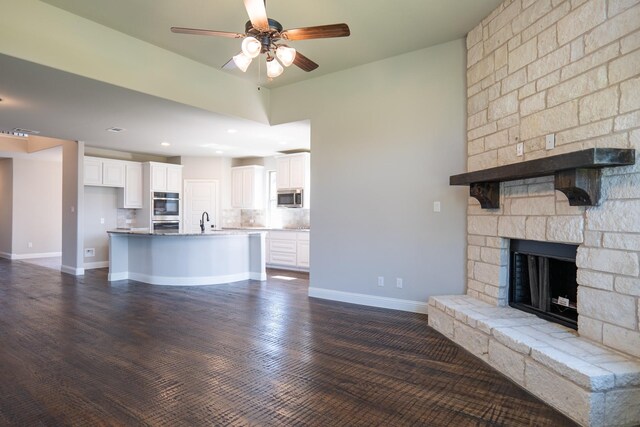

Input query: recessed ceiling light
[278,141,288,145]
[215,150,224,154]
[106,127,125,133]
[227,129,238,134]
[161,142,170,146]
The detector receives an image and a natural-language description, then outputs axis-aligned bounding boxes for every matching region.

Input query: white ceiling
[0,0,502,158]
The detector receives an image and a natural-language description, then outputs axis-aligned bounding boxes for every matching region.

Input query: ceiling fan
[171,0,350,79]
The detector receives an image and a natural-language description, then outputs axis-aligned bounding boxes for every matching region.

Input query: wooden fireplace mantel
[450,148,636,209]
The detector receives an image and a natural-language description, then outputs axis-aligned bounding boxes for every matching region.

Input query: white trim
[61,265,85,276]
[84,261,109,269]
[109,271,266,286]
[266,263,309,272]
[9,251,62,260]
[308,287,429,314]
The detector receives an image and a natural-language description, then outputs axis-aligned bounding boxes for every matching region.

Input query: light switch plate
[546,134,555,150]
[433,201,441,212]
[516,142,524,156]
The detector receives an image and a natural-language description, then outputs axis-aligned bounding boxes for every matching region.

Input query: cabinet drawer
[269,231,297,241]
[270,239,297,253]
[269,252,297,266]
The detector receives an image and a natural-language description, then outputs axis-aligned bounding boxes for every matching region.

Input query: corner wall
[0,159,13,256]
[270,40,469,310]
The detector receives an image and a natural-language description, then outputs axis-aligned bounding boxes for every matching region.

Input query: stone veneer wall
[465,0,640,358]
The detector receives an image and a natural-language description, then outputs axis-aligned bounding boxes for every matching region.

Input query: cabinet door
[276,157,290,189]
[297,241,310,268]
[289,155,306,188]
[166,167,182,192]
[102,160,125,187]
[151,165,167,192]
[242,168,254,208]
[231,168,244,208]
[84,157,102,186]
[124,163,143,208]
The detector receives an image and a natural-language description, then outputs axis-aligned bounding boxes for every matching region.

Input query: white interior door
[184,180,219,233]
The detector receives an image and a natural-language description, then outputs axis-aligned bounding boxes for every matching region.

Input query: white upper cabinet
[150,163,183,192]
[118,162,143,209]
[84,156,125,187]
[276,153,309,190]
[231,165,264,209]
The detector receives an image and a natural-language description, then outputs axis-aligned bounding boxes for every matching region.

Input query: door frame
[183,179,221,232]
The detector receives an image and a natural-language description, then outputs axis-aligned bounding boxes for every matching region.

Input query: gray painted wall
[11,158,62,255]
[270,39,469,304]
[83,186,119,264]
[61,140,84,273]
[0,159,13,256]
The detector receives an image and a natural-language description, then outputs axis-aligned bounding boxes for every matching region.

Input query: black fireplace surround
[509,239,579,330]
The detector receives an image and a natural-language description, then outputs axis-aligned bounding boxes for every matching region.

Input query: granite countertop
[108,229,266,236]
[223,227,310,231]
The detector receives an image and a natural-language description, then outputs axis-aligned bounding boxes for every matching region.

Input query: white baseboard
[61,265,85,276]
[84,261,109,269]
[308,287,429,314]
[109,271,259,286]
[5,251,62,260]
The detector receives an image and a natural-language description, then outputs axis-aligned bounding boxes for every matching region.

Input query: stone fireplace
[428,0,640,425]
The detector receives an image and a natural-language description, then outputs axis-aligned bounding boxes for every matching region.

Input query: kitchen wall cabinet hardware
[150,163,183,193]
[275,153,310,207]
[231,165,264,209]
[276,153,309,190]
[266,230,309,271]
[117,162,143,209]
[84,156,125,187]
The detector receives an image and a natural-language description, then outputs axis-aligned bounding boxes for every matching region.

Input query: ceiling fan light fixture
[266,57,284,78]
[275,45,296,67]
[241,36,262,58]
[233,52,253,72]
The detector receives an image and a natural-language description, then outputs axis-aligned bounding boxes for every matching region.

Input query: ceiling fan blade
[222,57,238,70]
[293,51,319,72]
[243,0,269,32]
[281,23,350,41]
[171,27,245,38]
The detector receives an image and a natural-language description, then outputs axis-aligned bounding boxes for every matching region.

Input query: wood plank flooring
[0,259,577,426]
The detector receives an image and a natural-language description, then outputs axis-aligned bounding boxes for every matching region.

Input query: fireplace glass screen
[509,240,578,329]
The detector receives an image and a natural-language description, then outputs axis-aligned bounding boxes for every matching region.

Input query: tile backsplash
[222,208,310,229]
[116,209,138,228]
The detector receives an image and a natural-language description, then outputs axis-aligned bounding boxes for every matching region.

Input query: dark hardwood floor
[0,259,577,426]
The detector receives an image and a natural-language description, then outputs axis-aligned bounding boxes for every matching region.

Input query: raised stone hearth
[428,295,640,426]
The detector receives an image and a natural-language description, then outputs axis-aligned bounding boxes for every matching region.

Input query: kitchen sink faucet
[200,211,210,233]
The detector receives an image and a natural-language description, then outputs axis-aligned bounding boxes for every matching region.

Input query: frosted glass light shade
[232,53,252,72]
[275,46,296,67]
[241,37,261,58]
[266,57,284,78]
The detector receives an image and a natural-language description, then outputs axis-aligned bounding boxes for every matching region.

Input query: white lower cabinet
[267,230,309,270]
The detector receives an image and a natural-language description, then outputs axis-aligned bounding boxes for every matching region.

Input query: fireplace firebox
[509,240,578,330]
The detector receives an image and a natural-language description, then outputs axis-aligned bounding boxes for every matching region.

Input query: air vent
[106,127,126,133]
[12,127,40,135]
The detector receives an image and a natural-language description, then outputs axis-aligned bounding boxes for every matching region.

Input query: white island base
[107,231,266,285]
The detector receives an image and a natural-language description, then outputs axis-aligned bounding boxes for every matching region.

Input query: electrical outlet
[433,201,441,212]
[28,242,33,248]
[546,133,555,150]
[84,248,95,258]
[516,142,524,156]
[396,278,403,289]
[100,218,105,224]
[125,219,133,224]
[377,276,384,287]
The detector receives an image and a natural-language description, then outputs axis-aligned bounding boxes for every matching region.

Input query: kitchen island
[107,230,266,285]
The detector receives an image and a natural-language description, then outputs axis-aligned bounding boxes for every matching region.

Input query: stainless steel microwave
[277,189,303,208]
